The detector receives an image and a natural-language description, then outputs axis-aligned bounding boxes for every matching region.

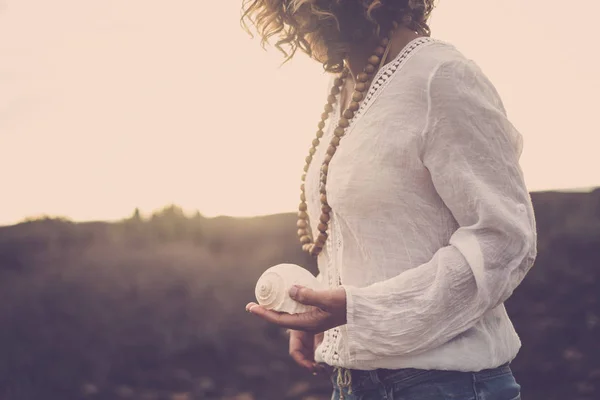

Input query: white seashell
[254,263,323,314]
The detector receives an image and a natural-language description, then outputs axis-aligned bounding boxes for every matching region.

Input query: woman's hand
[288,330,324,373]
[246,286,347,333]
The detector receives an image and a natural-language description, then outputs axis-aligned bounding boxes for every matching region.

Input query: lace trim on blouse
[318,37,436,365]
[343,37,435,140]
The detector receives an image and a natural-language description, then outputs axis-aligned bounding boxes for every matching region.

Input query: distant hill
[0,190,598,400]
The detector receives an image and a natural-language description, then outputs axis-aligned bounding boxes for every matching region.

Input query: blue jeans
[330,363,521,400]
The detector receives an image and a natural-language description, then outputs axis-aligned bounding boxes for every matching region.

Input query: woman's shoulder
[406,39,504,109]
[381,38,475,97]
[366,39,475,107]
[404,38,474,77]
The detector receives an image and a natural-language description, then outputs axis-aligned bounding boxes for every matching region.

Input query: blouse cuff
[341,284,360,363]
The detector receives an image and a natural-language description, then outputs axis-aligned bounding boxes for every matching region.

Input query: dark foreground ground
[0,189,599,400]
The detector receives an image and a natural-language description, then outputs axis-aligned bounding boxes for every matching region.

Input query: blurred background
[0,1,599,399]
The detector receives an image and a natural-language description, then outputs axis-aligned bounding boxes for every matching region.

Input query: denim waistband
[330,363,512,393]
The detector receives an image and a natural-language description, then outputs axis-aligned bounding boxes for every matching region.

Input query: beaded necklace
[297,23,398,257]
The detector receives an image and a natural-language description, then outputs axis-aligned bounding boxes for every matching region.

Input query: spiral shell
[254,263,323,314]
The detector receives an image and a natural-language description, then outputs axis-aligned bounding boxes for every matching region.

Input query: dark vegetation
[0,189,599,400]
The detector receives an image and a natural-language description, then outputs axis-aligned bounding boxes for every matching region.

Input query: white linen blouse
[305,37,538,372]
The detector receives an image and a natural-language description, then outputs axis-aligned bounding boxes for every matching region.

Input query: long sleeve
[342,58,538,362]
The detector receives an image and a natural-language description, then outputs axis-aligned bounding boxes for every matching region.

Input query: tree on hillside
[131,208,142,222]
[150,205,189,241]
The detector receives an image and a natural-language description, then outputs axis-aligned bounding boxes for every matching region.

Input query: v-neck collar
[333,37,436,138]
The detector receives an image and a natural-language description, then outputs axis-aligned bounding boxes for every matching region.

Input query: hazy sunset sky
[1,1,598,225]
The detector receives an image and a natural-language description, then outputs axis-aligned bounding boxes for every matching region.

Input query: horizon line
[1,185,598,229]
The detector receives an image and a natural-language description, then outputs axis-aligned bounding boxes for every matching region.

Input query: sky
[0,0,599,225]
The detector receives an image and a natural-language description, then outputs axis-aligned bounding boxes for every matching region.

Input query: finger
[315,363,329,375]
[289,286,332,309]
[289,332,316,371]
[247,304,326,332]
[289,349,316,372]
[313,332,324,352]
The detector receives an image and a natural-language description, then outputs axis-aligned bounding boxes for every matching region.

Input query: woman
[242,1,537,399]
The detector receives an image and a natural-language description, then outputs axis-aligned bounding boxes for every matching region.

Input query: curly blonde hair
[241,0,436,73]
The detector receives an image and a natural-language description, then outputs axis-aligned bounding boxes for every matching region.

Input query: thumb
[289,285,329,309]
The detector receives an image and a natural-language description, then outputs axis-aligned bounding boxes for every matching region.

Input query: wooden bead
[365,64,376,74]
[324,104,333,112]
[327,94,337,104]
[343,109,354,119]
[321,164,328,174]
[330,85,341,95]
[316,130,324,138]
[297,229,307,237]
[331,136,341,146]
[298,211,308,219]
[300,235,311,244]
[320,213,330,223]
[349,101,360,111]
[318,223,328,233]
[320,193,327,204]
[317,233,328,243]
[309,147,316,155]
[322,204,332,213]
[305,155,312,163]
[300,192,306,202]
[320,183,326,194]
[303,164,309,172]
[320,174,327,184]
[326,145,337,156]
[334,77,343,86]
[357,72,369,82]
[301,174,306,181]
[299,202,307,211]
[297,219,307,228]
[300,183,305,191]
[302,244,312,252]
[314,238,326,248]
[380,37,389,47]
[352,92,364,102]
[321,112,329,120]
[355,82,367,93]
[334,127,345,137]
[374,46,386,57]
[338,117,349,127]
[309,246,320,257]
[324,154,333,164]
[318,121,325,129]
[368,55,380,66]
[312,138,320,147]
